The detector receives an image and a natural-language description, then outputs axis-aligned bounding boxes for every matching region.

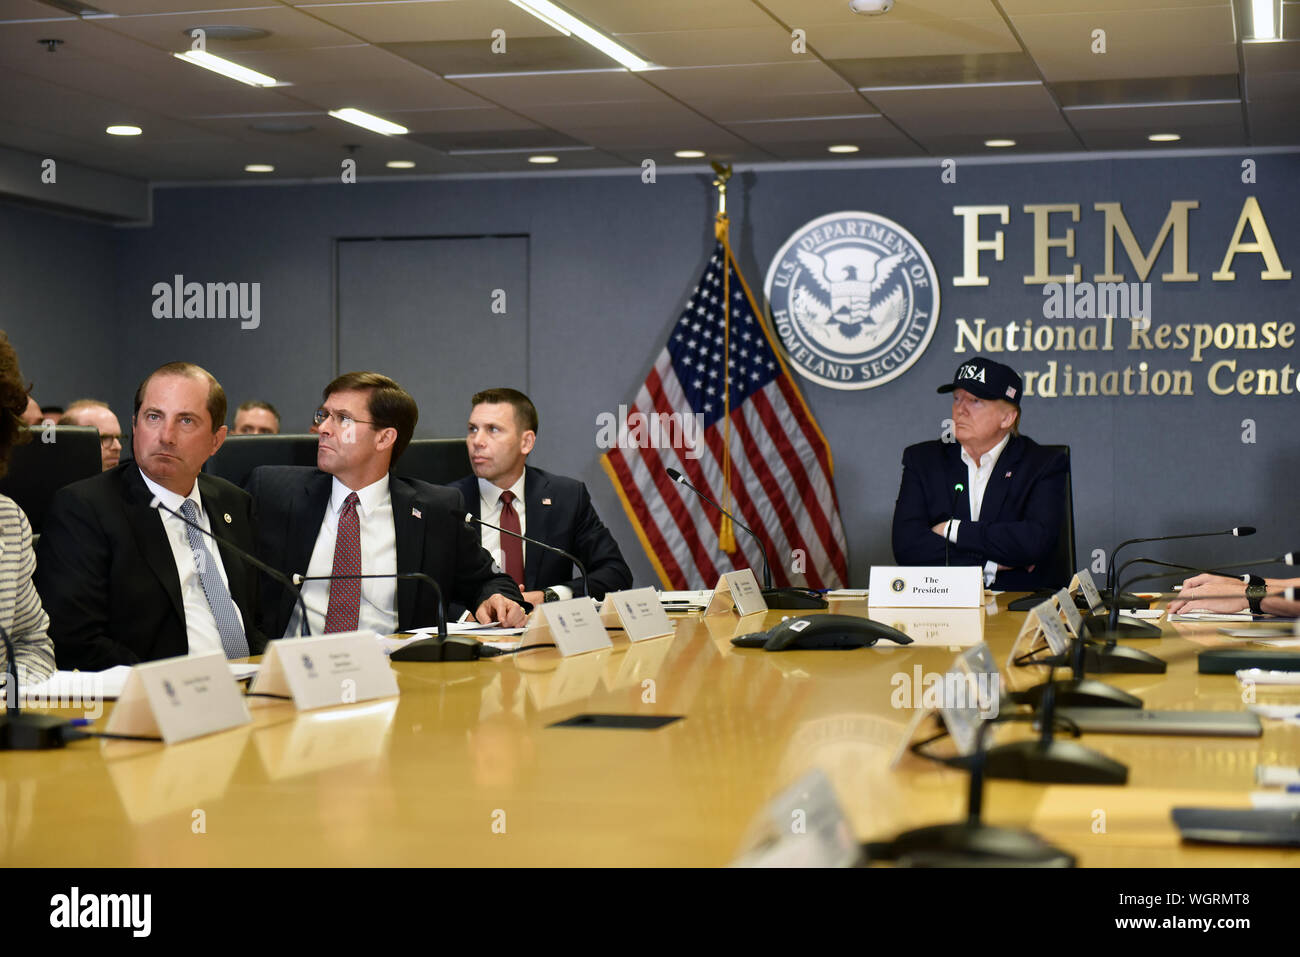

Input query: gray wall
[6,150,1299,588]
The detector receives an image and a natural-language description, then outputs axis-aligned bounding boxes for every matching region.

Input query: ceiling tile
[837,52,1039,88]
[1065,101,1243,132]
[560,0,774,33]
[381,36,613,75]
[868,82,1072,136]
[808,16,1020,59]
[610,27,801,68]
[290,0,555,43]
[1052,73,1240,107]
[453,69,661,107]
[1078,125,1247,149]
[646,61,853,101]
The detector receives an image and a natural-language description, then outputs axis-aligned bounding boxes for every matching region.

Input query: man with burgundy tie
[36,362,263,670]
[449,388,631,609]
[248,372,525,638]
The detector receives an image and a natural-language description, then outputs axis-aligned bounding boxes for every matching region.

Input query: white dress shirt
[476,475,572,601]
[288,475,397,637]
[139,469,243,658]
[945,433,1011,587]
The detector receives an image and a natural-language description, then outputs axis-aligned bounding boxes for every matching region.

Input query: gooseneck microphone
[291,571,447,641]
[1105,525,1255,608]
[945,482,966,567]
[465,513,590,601]
[1,624,71,750]
[665,467,827,610]
[151,496,311,639]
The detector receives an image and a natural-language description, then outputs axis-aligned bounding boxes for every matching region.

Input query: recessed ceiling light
[1148,133,1181,142]
[173,50,277,87]
[1250,0,1277,39]
[528,155,559,164]
[386,160,415,169]
[674,149,706,159]
[106,125,141,136]
[984,138,1016,148]
[827,144,859,153]
[328,108,408,136]
[244,164,274,172]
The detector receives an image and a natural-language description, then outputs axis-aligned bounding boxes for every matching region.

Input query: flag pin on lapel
[1004,471,1012,479]
[223,513,232,524]
[412,507,422,519]
[542,498,552,506]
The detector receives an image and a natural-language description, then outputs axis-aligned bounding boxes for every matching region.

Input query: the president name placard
[868,566,983,608]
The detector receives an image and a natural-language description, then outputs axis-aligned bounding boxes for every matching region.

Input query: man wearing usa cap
[891,356,1068,590]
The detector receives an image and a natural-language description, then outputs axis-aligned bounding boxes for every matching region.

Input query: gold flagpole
[712,162,736,552]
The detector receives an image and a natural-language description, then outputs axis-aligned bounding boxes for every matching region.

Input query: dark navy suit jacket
[890,435,1067,591]
[247,466,522,638]
[450,465,632,600]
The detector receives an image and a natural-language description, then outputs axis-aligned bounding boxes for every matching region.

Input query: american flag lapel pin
[542,498,552,506]
[1004,471,1012,479]
[412,507,422,519]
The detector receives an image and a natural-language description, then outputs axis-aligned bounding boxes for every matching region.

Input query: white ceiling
[0,0,1295,182]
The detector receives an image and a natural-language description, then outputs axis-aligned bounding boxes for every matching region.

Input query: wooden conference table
[2,594,1297,867]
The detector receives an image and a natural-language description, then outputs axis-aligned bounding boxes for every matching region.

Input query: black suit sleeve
[35,488,138,670]
[954,449,1066,567]
[891,446,973,566]
[560,483,632,599]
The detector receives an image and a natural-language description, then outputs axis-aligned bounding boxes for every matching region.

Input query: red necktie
[324,492,360,633]
[498,490,524,587]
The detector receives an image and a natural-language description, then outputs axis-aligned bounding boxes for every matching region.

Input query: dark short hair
[323,372,418,463]
[471,387,538,436]
[134,362,226,433]
[0,332,32,478]
[236,399,280,427]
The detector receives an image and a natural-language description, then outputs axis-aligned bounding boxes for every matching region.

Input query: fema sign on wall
[764,211,940,391]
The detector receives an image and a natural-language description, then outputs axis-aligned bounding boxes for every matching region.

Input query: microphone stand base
[0,713,70,750]
[1083,641,1167,674]
[864,822,1076,867]
[761,588,828,610]
[1084,616,1161,638]
[1012,678,1143,709]
[980,739,1128,785]
[1099,589,1151,611]
[390,635,483,662]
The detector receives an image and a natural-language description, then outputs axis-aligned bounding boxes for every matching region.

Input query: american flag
[601,238,849,590]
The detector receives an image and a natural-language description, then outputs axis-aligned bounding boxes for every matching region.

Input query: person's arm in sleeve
[953,450,1066,569]
[11,509,55,683]
[34,489,136,670]
[561,484,633,600]
[892,449,955,566]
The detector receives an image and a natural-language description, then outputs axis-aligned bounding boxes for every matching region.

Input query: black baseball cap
[937,356,1023,406]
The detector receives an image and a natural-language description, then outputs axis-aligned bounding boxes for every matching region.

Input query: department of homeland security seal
[764,211,940,390]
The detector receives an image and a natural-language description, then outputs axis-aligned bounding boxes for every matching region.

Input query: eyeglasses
[312,408,375,430]
[99,433,122,447]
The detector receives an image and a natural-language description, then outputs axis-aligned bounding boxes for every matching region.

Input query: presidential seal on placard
[764,211,940,390]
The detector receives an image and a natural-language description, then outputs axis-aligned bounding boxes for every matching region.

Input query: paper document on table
[1251,791,1300,809]
[1248,704,1300,725]
[410,623,526,637]
[20,662,259,701]
[826,589,869,599]
[1237,669,1300,686]
[1123,609,1164,620]
[1169,611,1254,622]
[658,589,712,609]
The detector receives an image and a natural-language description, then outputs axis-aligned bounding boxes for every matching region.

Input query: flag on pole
[601,218,849,590]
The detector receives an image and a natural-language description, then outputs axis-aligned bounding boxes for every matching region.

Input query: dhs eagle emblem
[764,211,940,390]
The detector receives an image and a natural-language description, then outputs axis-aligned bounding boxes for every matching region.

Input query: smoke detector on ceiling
[848,0,894,14]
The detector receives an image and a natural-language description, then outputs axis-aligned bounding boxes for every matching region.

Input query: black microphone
[465,512,590,601]
[1,624,72,750]
[151,496,310,639]
[945,482,966,567]
[1105,525,1255,608]
[665,467,826,610]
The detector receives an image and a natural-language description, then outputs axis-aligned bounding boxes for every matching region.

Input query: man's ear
[374,427,397,453]
[209,424,228,457]
[520,430,536,456]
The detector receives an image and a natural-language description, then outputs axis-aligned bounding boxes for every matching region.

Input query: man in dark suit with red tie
[247,372,525,638]
[450,388,632,609]
[891,357,1067,591]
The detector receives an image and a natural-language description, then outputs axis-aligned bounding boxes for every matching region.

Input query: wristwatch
[1245,575,1267,615]
[542,588,560,603]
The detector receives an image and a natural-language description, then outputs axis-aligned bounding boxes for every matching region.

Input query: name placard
[105,653,250,745]
[1054,587,1084,636]
[250,632,399,711]
[704,569,768,617]
[600,587,675,642]
[868,566,983,608]
[537,597,613,657]
[1070,568,1104,613]
[1005,600,1072,670]
[731,768,859,868]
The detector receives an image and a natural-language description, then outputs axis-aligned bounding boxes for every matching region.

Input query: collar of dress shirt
[139,467,201,516]
[331,473,390,517]
[960,432,1011,472]
[477,473,525,511]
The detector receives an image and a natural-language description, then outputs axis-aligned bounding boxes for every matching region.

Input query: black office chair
[205,434,320,489]
[0,426,102,533]
[1007,443,1076,609]
[393,438,470,486]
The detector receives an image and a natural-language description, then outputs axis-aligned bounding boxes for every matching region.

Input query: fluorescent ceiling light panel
[174,50,277,87]
[1251,0,1277,39]
[507,0,649,71]
[328,108,408,135]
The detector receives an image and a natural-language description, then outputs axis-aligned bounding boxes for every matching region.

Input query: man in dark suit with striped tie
[36,362,262,670]
[247,372,524,639]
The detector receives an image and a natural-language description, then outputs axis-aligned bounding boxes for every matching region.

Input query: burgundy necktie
[498,490,524,587]
[324,492,360,633]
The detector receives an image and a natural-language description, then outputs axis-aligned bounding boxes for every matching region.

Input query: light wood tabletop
[2,594,1297,867]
